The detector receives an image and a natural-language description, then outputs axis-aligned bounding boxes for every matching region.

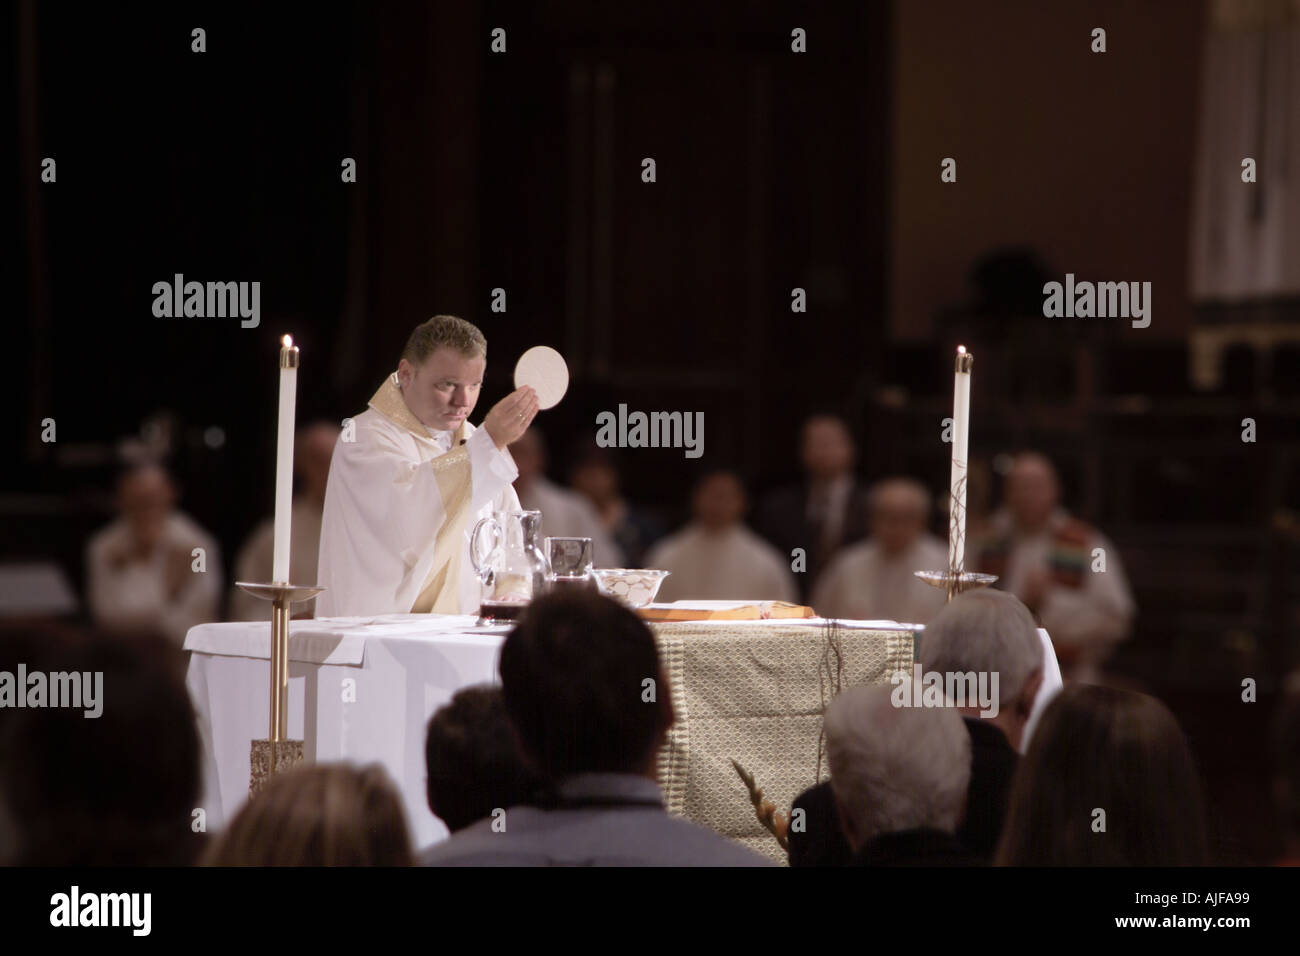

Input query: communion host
[316,315,539,617]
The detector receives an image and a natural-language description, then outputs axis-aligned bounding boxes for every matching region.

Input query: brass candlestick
[235,581,324,794]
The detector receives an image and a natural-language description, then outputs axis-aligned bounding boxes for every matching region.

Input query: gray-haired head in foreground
[918,589,1041,709]
[824,682,971,850]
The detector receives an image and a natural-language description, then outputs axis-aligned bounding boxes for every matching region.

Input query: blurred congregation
[3,407,1299,867]
[27,412,1133,681]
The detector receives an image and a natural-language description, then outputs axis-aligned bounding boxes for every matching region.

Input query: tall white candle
[273,335,299,583]
[949,346,972,573]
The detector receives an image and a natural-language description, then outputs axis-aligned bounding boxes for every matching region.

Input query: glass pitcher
[469,509,550,623]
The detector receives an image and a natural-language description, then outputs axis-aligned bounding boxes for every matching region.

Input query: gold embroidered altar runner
[651,621,916,863]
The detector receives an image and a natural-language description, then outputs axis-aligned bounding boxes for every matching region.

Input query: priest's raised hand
[483,386,540,450]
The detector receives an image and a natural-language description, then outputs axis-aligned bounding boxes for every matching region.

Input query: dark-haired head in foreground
[499,589,671,780]
[204,762,412,866]
[425,684,543,832]
[420,590,772,865]
[0,626,202,865]
[995,683,1208,866]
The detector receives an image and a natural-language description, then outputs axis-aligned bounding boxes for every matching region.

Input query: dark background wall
[892,0,1206,342]
[8,0,891,556]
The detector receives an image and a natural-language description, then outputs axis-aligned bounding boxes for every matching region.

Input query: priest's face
[397,347,486,431]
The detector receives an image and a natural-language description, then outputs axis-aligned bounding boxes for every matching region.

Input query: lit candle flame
[282,334,293,349]
[957,345,966,355]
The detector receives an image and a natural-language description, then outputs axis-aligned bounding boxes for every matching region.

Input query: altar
[184,614,1060,860]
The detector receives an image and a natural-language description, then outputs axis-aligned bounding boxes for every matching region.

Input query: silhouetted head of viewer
[995,683,1209,866]
[204,763,412,866]
[691,470,747,534]
[801,415,855,484]
[425,684,544,832]
[868,478,932,558]
[500,590,673,782]
[0,627,202,865]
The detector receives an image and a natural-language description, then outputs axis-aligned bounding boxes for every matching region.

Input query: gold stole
[368,375,475,614]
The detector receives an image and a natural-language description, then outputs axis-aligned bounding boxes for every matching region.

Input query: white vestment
[315,377,520,618]
[85,511,222,644]
[646,524,799,604]
[810,535,949,624]
[516,477,626,569]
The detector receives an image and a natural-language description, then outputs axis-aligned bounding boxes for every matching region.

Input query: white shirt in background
[229,498,325,620]
[516,477,626,569]
[646,524,799,604]
[86,511,222,644]
[811,534,949,625]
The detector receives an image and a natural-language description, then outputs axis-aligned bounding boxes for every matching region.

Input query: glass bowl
[590,569,671,608]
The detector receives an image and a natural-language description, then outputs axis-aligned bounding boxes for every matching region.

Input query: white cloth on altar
[230,498,324,620]
[516,477,626,569]
[316,409,519,618]
[184,614,507,847]
[647,524,799,604]
[811,534,949,625]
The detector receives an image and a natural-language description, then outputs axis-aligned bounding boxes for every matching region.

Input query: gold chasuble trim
[368,375,474,614]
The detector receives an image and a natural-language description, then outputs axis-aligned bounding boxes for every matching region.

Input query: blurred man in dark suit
[756,415,870,600]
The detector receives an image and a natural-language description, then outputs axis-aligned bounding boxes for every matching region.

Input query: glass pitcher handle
[469,517,501,574]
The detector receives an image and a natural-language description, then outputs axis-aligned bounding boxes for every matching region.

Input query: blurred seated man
[756,415,870,600]
[86,463,221,645]
[419,591,772,866]
[230,421,339,620]
[973,452,1134,681]
[811,478,948,624]
[647,469,798,604]
[422,684,544,838]
[569,448,664,568]
[824,681,977,866]
[510,428,625,568]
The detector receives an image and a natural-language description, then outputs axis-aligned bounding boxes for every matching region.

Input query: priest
[316,315,539,617]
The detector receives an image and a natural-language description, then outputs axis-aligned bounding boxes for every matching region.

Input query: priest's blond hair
[402,314,487,363]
